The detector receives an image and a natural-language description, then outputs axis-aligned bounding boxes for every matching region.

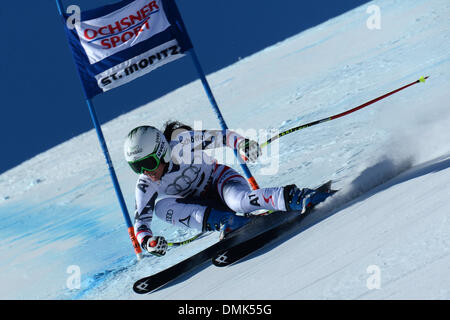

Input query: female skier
[124,121,328,257]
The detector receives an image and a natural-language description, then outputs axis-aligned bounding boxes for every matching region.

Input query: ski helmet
[124,126,171,174]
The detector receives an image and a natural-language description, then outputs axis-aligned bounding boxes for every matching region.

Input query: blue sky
[0,0,369,174]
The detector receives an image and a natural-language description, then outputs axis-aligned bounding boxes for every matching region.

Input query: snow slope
[1,0,449,299]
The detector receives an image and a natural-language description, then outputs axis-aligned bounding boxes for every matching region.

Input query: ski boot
[204,208,250,240]
[284,184,334,214]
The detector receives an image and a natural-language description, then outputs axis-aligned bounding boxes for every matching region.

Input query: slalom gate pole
[171,1,260,190]
[261,76,429,148]
[85,99,143,260]
[188,49,260,190]
[55,0,143,260]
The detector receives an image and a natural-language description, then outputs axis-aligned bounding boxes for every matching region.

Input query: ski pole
[167,232,208,247]
[261,76,429,148]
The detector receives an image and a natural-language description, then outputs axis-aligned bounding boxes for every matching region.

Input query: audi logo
[165,165,201,195]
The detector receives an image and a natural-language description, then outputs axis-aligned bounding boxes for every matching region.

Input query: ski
[212,181,337,267]
[212,209,311,267]
[133,236,233,294]
[133,210,294,294]
[133,181,336,293]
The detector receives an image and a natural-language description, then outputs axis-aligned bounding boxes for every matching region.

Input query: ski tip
[316,180,339,195]
[318,180,332,190]
[133,281,150,294]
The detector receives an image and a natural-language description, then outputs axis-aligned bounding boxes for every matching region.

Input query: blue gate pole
[55,0,142,260]
[171,1,260,190]
[188,49,260,190]
[85,99,143,260]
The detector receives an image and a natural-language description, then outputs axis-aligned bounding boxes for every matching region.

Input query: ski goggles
[128,153,160,174]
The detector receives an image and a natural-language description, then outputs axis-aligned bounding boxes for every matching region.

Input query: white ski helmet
[124,126,171,174]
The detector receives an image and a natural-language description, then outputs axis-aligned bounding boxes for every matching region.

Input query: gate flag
[62,0,192,98]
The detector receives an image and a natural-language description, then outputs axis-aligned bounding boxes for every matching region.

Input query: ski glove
[237,139,262,163]
[143,236,168,257]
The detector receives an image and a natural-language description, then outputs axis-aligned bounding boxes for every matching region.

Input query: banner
[63,0,192,98]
